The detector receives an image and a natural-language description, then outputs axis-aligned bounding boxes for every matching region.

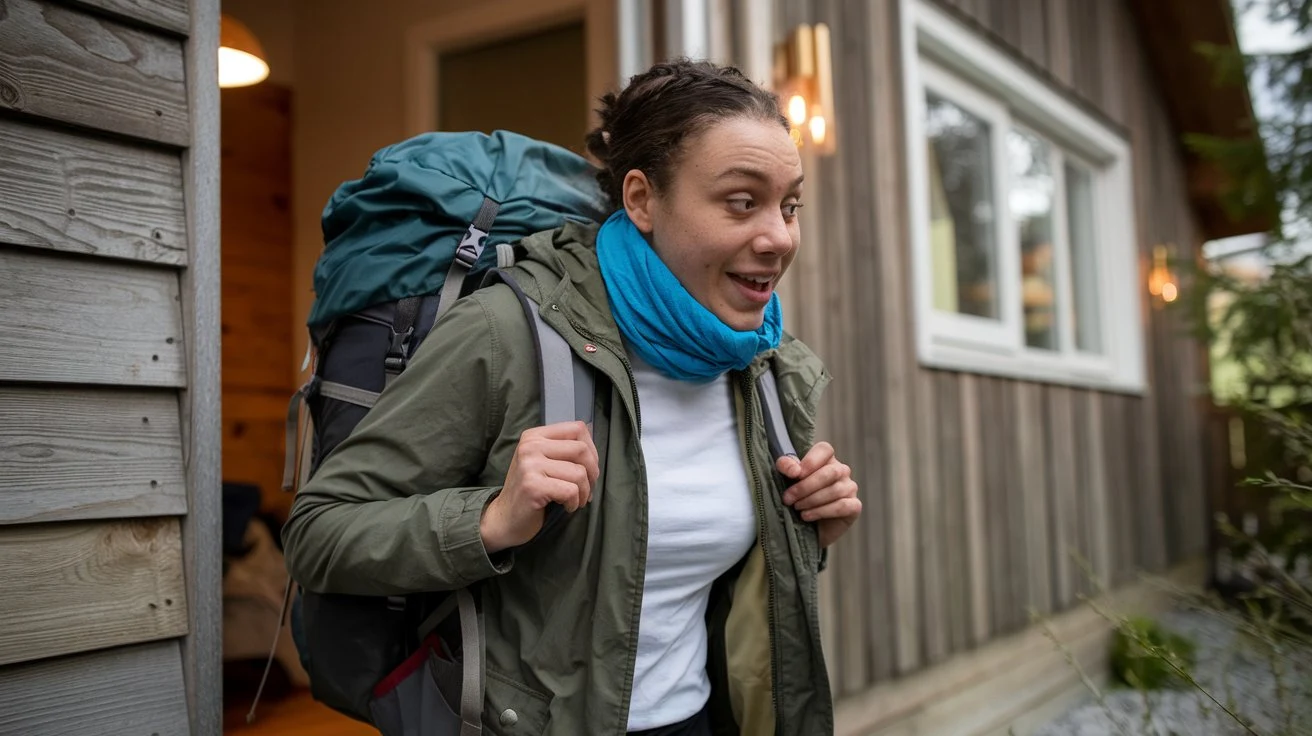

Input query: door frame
[403,0,617,138]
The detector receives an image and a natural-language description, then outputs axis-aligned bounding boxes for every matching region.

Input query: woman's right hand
[480,421,600,554]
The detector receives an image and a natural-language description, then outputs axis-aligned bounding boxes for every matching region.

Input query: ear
[621,169,657,235]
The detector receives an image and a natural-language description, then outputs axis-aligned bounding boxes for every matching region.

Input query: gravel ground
[1033,609,1312,736]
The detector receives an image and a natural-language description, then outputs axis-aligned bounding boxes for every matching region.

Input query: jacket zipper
[739,371,782,733]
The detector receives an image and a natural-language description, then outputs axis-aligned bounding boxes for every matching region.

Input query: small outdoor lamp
[774,23,836,156]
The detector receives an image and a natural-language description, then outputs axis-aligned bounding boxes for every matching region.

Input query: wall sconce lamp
[219,14,270,88]
[1148,243,1179,303]
[774,23,836,156]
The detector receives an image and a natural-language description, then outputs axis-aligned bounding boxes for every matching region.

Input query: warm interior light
[1147,243,1178,302]
[787,94,809,126]
[219,15,269,88]
[809,114,827,147]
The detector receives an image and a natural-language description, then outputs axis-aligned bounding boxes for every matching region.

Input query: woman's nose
[753,212,796,257]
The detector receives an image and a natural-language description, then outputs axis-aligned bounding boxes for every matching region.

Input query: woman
[283,59,861,735]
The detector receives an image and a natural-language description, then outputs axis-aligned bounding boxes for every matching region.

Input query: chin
[721,312,766,331]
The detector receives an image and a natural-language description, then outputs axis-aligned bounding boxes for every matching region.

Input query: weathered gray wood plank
[1016,381,1053,617]
[0,386,186,524]
[1047,386,1079,609]
[180,0,223,729]
[0,117,187,265]
[0,0,188,146]
[958,373,992,644]
[935,371,970,654]
[1017,0,1047,68]
[60,0,190,35]
[0,640,188,735]
[1080,389,1112,594]
[0,247,185,387]
[981,378,1014,633]
[866,0,921,677]
[1045,0,1072,85]
[916,369,948,664]
[0,518,188,666]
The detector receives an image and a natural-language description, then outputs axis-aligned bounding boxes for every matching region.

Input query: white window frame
[900,0,1145,392]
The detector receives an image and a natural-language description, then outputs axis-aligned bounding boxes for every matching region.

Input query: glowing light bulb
[788,95,809,126]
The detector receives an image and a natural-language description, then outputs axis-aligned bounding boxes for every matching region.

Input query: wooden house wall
[0,0,221,733]
[779,0,1213,697]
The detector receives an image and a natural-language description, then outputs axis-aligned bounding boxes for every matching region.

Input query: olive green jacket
[282,222,835,735]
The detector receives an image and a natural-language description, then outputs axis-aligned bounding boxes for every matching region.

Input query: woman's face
[622,116,804,331]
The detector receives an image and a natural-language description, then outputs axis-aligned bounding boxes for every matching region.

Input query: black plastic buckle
[384,326,414,374]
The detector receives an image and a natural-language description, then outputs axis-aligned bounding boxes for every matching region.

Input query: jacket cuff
[438,486,513,586]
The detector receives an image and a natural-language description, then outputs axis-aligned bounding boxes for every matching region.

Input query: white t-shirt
[626,355,758,731]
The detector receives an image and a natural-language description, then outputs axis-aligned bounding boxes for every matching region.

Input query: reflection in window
[1066,162,1102,354]
[925,93,999,320]
[1008,128,1057,350]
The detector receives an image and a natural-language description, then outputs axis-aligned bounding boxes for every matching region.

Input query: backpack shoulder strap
[755,367,797,462]
[488,269,595,430]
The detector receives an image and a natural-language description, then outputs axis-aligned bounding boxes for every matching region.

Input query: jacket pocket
[483,668,554,735]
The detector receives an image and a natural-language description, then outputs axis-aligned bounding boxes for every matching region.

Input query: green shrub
[1110,616,1198,690]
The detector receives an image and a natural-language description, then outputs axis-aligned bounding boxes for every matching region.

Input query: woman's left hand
[778,442,861,548]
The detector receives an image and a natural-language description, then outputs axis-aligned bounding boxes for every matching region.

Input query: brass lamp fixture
[774,23,835,155]
[219,14,270,88]
[1148,243,1179,304]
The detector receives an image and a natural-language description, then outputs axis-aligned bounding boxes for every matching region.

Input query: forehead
[675,116,803,189]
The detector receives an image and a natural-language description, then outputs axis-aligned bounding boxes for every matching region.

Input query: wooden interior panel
[0,518,188,666]
[0,386,186,525]
[0,247,184,386]
[0,117,187,265]
[0,640,188,736]
[219,83,295,515]
[0,0,188,145]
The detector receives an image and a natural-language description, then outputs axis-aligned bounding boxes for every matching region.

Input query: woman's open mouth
[729,273,775,304]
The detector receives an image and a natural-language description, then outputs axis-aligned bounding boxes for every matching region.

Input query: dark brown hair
[585,59,788,210]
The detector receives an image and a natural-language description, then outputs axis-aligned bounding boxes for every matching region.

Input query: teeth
[738,275,772,284]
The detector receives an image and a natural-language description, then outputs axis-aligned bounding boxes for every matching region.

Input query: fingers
[782,459,852,506]
[798,442,835,476]
[522,423,600,483]
[525,457,593,511]
[791,476,859,511]
[797,488,861,523]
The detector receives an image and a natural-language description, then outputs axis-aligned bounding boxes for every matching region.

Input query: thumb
[776,454,803,478]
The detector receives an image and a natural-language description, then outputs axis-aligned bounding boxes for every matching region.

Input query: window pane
[925,93,999,319]
[1008,128,1058,350]
[1066,162,1103,353]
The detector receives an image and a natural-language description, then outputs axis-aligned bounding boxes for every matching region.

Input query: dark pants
[627,703,712,736]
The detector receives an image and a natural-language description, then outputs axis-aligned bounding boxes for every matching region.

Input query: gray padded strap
[318,379,380,409]
[533,305,579,427]
[456,588,483,736]
[281,382,311,492]
[756,368,797,461]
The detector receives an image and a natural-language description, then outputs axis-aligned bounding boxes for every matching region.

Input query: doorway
[438,21,589,154]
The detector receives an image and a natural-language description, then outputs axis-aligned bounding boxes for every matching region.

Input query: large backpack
[270,131,609,731]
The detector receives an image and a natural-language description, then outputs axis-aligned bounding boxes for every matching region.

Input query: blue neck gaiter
[595,210,783,382]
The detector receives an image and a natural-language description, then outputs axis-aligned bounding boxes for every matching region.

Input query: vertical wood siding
[785,0,1213,696]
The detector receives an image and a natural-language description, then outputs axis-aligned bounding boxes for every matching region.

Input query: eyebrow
[715,167,805,190]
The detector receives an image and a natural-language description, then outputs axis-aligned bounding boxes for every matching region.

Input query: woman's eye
[727,198,755,213]
[782,202,804,218]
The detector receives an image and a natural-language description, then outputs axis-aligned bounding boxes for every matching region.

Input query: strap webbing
[318,380,380,409]
[437,197,502,320]
[756,368,797,462]
[281,382,312,492]
[414,590,483,736]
